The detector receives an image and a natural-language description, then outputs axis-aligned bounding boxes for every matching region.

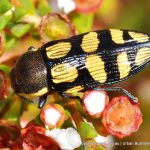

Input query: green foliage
[37,0,51,16]
[11,24,32,38]
[72,13,94,33]
[0,0,12,14]
[0,99,9,113]
[3,99,22,124]
[97,146,105,150]
[0,11,12,31]
[19,0,35,15]
[0,64,11,74]
[78,122,98,139]
[5,37,16,49]
[14,6,27,21]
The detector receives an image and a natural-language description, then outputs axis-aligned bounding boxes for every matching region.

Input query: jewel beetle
[10,29,150,108]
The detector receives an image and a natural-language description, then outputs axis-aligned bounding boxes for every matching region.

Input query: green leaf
[14,6,27,21]
[20,0,35,14]
[35,115,44,126]
[0,12,12,31]
[37,0,51,16]
[78,122,98,139]
[0,64,11,74]
[76,100,84,113]
[72,13,94,33]
[62,120,74,129]
[3,99,22,124]
[65,109,71,117]
[0,99,9,113]
[0,0,12,14]
[97,146,105,150]
[6,37,16,49]
[11,24,32,38]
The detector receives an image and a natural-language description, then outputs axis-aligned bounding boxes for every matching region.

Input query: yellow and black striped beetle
[10,29,150,108]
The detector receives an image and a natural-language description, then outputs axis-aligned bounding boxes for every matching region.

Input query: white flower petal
[57,0,76,14]
[46,128,82,150]
[84,91,106,115]
[66,128,82,149]
[49,0,76,14]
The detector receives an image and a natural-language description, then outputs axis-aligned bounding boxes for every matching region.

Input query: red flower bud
[102,96,142,138]
[21,126,60,150]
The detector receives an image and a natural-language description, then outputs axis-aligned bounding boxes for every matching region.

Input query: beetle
[10,29,150,108]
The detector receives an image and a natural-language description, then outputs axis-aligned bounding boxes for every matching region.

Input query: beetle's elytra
[10,29,150,108]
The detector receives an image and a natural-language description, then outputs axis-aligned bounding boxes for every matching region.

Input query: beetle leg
[59,92,82,101]
[38,94,47,108]
[94,87,138,103]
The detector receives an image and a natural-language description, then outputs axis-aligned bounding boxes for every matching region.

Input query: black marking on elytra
[96,30,120,84]
[40,47,56,92]
[123,30,135,46]
[97,30,116,51]
[39,29,150,92]
[102,49,120,84]
[70,33,85,55]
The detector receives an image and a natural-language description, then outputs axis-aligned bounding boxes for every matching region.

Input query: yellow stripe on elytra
[81,32,99,53]
[128,32,149,43]
[86,54,107,83]
[20,87,48,97]
[117,52,131,79]
[110,29,124,44]
[135,47,150,66]
[51,63,78,84]
[46,42,71,59]
[66,86,84,93]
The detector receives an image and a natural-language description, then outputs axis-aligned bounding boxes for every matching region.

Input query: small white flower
[46,128,82,150]
[84,91,106,115]
[49,0,76,14]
